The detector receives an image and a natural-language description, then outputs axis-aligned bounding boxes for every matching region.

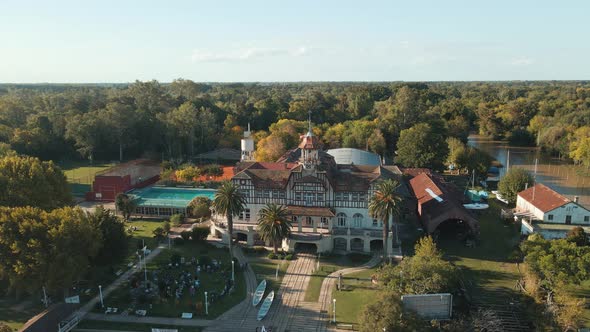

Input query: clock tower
[298,113,321,170]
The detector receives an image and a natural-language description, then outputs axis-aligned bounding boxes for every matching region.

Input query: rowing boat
[257,290,275,320]
[252,279,267,306]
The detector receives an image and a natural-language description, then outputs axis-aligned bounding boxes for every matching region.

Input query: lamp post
[98,285,104,308]
[143,250,148,284]
[332,298,336,324]
[204,291,208,315]
[275,263,279,280]
[231,260,235,282]
[42,286,48,308]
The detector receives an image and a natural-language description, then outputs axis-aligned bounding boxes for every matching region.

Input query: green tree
[100,101,137,161]
[115,193,136,222]
[569,126,590,166]
[497,168,534,204]
[190,197,212,219]
[88,206,129,266]
[369,179,403,259]
[0,155,71,210]
[212,181,246,259]
[257,204,292,254]
[396,123,449,170]
[0,323,12,332]
[566,226,588,246]
[377,237,457,294]
[359,290,424,332]
[65,111,105,162]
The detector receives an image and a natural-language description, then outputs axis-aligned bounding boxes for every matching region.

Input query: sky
[1,0,589,83]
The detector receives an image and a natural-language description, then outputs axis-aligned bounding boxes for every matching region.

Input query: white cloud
[510,56,535,66]
[191,46,309,62]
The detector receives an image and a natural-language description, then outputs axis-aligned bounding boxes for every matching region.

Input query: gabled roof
[232,162,300,189]
[518,183,572,213]
[298,133,322,149]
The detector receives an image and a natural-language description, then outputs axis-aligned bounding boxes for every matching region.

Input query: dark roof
[518,183,573,213]
[233,162,300,189]
[408,173,478,234]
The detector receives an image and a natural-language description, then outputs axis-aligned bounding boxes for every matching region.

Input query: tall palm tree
[257,204,292,254]
[368,179,402,260]
[212,181,246,259]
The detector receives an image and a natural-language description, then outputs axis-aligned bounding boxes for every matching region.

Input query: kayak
[257,290,275,321]
[463,203,489,210]
[252,279,267,306]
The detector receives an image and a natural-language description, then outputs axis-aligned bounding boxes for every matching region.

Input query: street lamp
[332,298,336,324]
[98,285,104,308]
[204,291,208,315]
[231,260,235,282]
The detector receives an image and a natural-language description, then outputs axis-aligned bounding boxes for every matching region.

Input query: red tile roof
[518,183,570,213]
[298,134,321,149]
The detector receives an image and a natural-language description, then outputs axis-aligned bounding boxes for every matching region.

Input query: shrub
[191,227,209,242]
[285,254,294,260]
[173,237,185,246]
[152,227,165,239]
[163,221,171,234]
[180,230,191,241]
[170,214,184,226]
[170,252,181,264]
[267,252,278,259]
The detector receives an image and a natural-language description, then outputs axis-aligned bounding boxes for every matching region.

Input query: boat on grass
[252,279,267,306]
[257,290,275,321]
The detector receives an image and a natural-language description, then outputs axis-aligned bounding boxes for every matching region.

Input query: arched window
[306,216,313,226]
[337,213,347,227]
[353,213,363,228]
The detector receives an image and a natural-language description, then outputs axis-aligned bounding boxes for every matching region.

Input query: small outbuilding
[86,159,161,201]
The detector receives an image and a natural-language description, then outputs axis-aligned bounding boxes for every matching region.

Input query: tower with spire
[298,111,321,170]
[241,123,255,162]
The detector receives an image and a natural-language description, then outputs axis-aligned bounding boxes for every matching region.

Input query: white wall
[543,202,590,225]
[516,195,545,220]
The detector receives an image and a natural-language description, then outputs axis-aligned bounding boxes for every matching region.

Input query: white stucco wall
[543,202,590,225]
[516,195,545,220]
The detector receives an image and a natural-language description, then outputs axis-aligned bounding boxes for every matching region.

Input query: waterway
[468,134,590,208]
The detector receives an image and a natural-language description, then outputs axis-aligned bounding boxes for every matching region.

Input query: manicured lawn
[304,253,372,302]
[567,279,590,328]
[77,320,201,331]
[331,267,382,328]
[96,241,246,319]
[246,253,290,292]
[58,161,114,197]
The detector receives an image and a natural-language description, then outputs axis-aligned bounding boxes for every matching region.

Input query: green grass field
[97,241,246,319]
[331,267,381,328]
[58,161,114,197]
[304,253,372,302]
[77,320,202,331]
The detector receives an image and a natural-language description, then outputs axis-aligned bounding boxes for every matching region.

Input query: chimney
[525,183,528,190]
[574,196,579,204]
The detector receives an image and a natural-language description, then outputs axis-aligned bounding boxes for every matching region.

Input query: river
[468,134,590,208]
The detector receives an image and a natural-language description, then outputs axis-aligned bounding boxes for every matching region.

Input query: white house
[516,183,590,225]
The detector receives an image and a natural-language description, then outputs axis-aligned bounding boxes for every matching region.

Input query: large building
[211,122,409,255]
[516,183,590,225]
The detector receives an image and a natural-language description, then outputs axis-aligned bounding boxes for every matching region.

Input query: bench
[181,312,193,319]
[336,323,354,330]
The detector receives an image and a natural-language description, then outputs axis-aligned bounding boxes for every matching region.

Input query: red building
[86,159,161,201]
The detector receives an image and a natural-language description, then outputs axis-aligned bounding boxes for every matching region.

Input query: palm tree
[212,181,246,258]
[257,204,292,254]
[368,179,402,260]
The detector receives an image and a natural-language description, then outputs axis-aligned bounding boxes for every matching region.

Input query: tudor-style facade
[210,123,409,255]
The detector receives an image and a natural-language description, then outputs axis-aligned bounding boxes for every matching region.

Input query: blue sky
[1,0,589,82]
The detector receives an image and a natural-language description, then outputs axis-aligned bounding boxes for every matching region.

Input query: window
[321,217,328,224]
[239,209,251,221]
[353,213,363,227]
[295,192,302,200]
[292,216,298,223]
[245,209,250,221]
[359,193,367,202]
[372,219,378,227]
[240,179,247,185]
[317,193,324,201]
[335,192,343,200]
[352,193,359,201]
[548,214,554,221]
[585,216,589,222]
[263,190,271,198]
[306,216,313,226]
[304,192,315,205]
[279,191,286,199]
[337,213,347,227]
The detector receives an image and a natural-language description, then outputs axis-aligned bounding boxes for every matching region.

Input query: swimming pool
[129,186,216,208]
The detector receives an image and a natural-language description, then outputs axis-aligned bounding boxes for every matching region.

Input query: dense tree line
[1,80,589,168]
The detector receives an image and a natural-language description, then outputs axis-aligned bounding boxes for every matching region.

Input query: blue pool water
[129,187,216,208]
